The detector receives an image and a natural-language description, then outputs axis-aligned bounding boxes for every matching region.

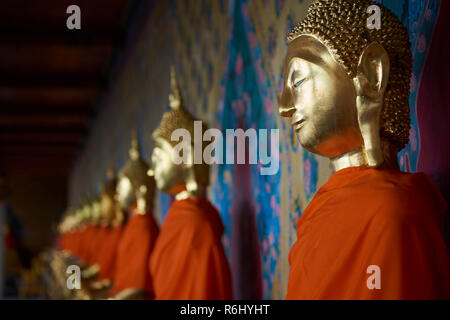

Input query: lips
[291,119,305,131]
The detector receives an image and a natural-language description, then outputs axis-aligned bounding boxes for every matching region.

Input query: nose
[278,89,296,118]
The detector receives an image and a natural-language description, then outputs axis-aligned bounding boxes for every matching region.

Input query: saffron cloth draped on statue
[150,198,233,300]
[79,226,97,263]
[85,226,107,266]
[96,225,124,280]
[60,232,70,253]
[67,231,80,257]
[286,167,450,300]
[110,211,159,297]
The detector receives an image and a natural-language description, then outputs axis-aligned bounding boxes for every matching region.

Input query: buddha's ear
[355,41,390,99]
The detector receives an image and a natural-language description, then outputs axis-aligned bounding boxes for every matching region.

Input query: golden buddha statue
[80,202,93,230]
[100,166,122,227]
[57,209,76,256]
[149,67,233,300]
[278,0,450,299]
[279,0,412,170]
[116,132,155,213]
[90,198,101,227]
[109,132,159,300]
[77,200,101,281]
[83,168,126,300]
[67,202,91,269]
[57,211,70,236]
[70,209,78,229]
[151,66,209,200]
[48,204,95,300]
[58,208,82,260]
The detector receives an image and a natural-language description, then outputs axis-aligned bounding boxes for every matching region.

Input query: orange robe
[73,230,84,258]
[64,231,75,256]
[66,231,79,257]
[110,211,159,297]
[78,226,97,263]
[96,225,124,280]
[59,233,68,252]
[286,167,450,300]
[86,226,109,266]
[150,198,233,300]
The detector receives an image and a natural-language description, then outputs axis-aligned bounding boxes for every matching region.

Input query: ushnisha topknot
[287,0,412,150]
[152,66,210,187]
[102,162,117,199]
[152,67,200,148]
[119,130,151,191]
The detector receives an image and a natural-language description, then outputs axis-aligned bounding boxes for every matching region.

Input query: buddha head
[60,208,77,232]
[151,67,209,197]
[70,207,81,230]
[58,210,71,234]
[117,132,155,212]
[99,166,119,226]
[69,210,80,231]
[75,203,90,229]
[90,198,101,225]
[278,0,412,169]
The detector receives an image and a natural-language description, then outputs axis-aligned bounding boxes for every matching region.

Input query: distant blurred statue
[95,166,124,282]
[109,132,159,300]
[83,165,125,299]
[149,67,233,299]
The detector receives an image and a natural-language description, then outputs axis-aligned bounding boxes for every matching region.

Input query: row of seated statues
[51,68,233,300]
[46,0,449,299]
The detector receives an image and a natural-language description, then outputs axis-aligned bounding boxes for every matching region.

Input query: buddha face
[100,192,115,224]
[116,176,135,210]
[91,200,100,223]
[279,36,363,158]
[82,204,91,222]
[151,137,186,195]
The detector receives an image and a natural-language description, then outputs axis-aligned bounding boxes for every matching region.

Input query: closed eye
[293,78,305,89]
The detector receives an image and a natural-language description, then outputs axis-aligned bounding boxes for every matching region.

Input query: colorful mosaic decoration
[382,0,441,173]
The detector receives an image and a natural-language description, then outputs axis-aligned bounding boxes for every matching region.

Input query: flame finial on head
[152,66,210,188]
[129,128,140,160]
[169,65,184,111]
[119,128,151,192]
[103,157,117,198]
[107,160,115,181]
